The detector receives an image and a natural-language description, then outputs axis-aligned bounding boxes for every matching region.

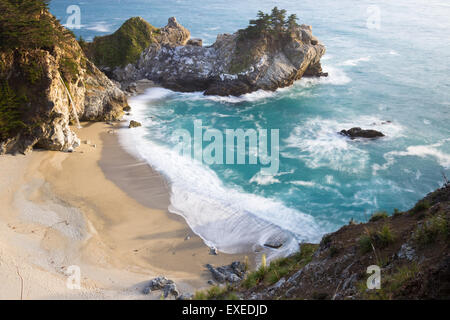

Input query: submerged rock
[339,127,385,140]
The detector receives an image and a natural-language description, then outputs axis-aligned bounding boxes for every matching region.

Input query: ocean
[50,0,450,257]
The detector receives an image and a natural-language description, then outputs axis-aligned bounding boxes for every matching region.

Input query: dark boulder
[339,127,385,140]
[206,261,247,284]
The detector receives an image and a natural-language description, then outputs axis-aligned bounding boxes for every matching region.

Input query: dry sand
[0,121,253,300]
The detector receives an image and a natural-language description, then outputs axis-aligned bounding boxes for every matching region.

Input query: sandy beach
[0,121,252,300]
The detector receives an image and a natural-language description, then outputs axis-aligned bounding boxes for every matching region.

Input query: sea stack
[87,17,327,96]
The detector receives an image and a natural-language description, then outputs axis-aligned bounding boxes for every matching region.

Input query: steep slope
[198,184,450,300]
[0,0,128,154]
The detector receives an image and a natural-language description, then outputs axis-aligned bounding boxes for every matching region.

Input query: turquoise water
[51,1,450,255]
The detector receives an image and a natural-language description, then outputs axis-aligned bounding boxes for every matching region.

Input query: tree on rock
[271,7,287,33]
[248,10,272,36]
[240,7,299,39]
[287,14,300,31]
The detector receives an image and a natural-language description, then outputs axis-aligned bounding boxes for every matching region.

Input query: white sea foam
[282,116,403,174]
[291,180,317,187]
[339,56,371,66]
[119,89,324,258]
[166,63,351,104]
[249,173,281,185]
[249,170,294,186]
[295,65,351,87]
[373,139,450,175]
[86,22,112,33]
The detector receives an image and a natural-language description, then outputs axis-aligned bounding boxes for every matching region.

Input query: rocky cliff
[198,184,450,300]
[0,1,128,154]
[102,15,326,96]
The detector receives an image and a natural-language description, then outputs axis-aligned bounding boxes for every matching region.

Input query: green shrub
[359,225,395,254]
[414,214,448,246]
[59,57,79,83]
[0,80,27,141]
[376,224,395,247]
[369,211,389,222]
[0,0,67,51]
[359,235,373,254]
[412,200,431,214]
[193,291,207,300]
[242,243,318,288]
[193,285,239,300]
[393,208,402,217]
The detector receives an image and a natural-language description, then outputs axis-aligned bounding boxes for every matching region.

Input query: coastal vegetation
[0,0,70,51]
[414,213,448,246]
[0,0,128,153]
[0,80,27,140]
[230,7,301,74]
[240,7,300,39]
[222,184,450,300]
[369,211,389,222]
[0,0,56,142]
[83,17,160,68]
[242,243,318,289]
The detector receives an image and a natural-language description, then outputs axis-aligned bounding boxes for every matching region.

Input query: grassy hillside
[195,183,450,300]
[84,17,159,69]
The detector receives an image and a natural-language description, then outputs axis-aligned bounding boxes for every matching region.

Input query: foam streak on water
[119,89,323,258]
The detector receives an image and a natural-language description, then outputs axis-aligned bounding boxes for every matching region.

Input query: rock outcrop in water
[340,127,385,140]
[101,12,326,96]
[0,2,128,154]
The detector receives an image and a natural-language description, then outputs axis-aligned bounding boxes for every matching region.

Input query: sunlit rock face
[112,18,326,96]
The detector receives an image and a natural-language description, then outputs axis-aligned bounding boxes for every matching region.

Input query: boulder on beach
[129,120,142,128]
[339,127,385,140]
[206,261,247,284]
[143,276,179,298]
[264,233,289,249]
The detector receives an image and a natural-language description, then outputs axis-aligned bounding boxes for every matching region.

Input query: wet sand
[0,121,253,299]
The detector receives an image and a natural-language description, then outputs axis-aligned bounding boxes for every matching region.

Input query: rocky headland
[0,2,128,154]
[84,9,327,96]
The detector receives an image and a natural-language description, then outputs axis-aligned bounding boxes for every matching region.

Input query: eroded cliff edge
[88,14,327,96]
[198,184,450,300]
[0,2,128,154]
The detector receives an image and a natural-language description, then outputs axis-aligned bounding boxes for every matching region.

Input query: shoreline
[0,121,254,299]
